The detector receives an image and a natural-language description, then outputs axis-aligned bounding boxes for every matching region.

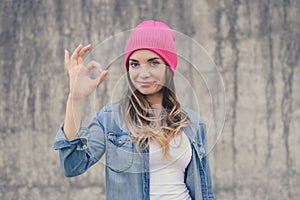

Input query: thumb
[95,70,109,87]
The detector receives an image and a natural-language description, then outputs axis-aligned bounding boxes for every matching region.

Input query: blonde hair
[122,67,190,159]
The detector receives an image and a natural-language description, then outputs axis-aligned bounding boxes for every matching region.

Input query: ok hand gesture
[65,44,109,101]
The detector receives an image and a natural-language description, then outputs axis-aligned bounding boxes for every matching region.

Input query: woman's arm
[54,109,106,177]
[63,95,84,140]
[53,44,108,177]
[63,44,108,140]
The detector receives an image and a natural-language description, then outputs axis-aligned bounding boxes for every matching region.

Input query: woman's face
[128,50,167,98]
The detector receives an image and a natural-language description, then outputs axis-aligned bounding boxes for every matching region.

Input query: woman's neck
[146,93,163,116]
[146,92,163,106]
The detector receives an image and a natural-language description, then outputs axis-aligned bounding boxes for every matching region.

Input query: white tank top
[149,132,192,200]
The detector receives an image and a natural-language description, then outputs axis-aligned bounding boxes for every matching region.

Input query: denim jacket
[53,103,214,200]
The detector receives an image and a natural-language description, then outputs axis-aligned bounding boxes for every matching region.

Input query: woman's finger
[70,44,83,64]
[77,44,92,65]
[85,61,102,72]
[95,70,109,87]
[64,50,71,69]
[78,44,92,58]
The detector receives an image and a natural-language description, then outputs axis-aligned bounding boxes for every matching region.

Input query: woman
[54,20,214,200]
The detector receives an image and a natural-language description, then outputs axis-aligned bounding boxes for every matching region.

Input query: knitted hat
[124,20,178,74]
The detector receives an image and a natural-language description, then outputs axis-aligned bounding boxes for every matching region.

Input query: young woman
[54,20,214,200]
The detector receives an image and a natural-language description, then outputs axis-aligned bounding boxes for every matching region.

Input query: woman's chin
[138,89,156,95]
[136,87,163,96]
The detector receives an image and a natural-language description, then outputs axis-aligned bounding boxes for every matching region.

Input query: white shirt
[149,132,192,200]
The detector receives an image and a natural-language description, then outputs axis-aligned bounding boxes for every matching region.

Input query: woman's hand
[65,44,109,101]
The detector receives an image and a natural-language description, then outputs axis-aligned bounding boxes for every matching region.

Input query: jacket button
[192,139,196,143]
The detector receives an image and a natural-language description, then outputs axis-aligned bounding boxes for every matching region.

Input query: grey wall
[0,0,299,199]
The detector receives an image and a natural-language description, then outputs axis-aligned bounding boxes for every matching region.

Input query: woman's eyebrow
[129,57,161,62]
[129,59,139,62]
[147,57,161,62]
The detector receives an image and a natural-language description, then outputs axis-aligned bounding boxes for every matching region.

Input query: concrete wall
[0,0,299,199]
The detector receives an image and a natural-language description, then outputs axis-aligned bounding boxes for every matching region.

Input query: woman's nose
[138,64,151,77]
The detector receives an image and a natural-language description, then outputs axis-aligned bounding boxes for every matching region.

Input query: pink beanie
[124,20,178,74]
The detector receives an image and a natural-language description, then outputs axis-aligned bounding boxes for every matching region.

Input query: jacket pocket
[106,131,134,172]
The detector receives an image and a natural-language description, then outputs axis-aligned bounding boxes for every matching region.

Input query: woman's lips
[137,81,155,87]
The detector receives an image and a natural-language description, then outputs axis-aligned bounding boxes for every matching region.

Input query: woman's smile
[137,81,156,87]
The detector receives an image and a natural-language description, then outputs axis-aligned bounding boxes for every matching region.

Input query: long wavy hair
[121,66,190,159]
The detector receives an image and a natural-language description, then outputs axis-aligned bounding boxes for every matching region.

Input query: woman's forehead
[129,49,163,61]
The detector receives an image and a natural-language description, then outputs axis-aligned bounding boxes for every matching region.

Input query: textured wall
[0,0,299,199]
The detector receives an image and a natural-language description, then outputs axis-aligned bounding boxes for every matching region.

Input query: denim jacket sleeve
[199,123,214,200]
[53,109,106,177]
[183,106,214,200]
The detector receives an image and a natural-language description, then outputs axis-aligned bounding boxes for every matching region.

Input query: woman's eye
[130,62,139,68]
[150,61,160,67]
